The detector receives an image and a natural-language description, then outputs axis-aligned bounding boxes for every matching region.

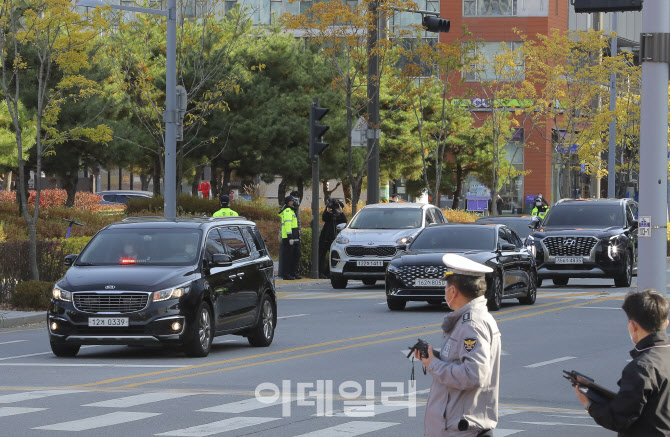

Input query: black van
[48,217,276,357]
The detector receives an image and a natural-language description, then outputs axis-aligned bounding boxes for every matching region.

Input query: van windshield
[76,228,202,266]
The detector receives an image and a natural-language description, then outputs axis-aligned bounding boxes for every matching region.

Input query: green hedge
[298,228,312,276]
[11,280,54,310]
[126,195,282,221]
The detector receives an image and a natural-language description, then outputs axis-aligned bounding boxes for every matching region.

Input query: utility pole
[366,1,380,205]
[607,12,617,198]
[638,0,669,295]
[309,98,329,279]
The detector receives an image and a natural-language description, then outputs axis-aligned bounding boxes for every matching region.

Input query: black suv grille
[345,246,397,257]
[395,265,448,287]
[544,236,598,257]
[73,293,149,313]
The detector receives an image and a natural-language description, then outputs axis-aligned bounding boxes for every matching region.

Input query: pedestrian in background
[197,179,210,199]
[213,194,238,217]
[278,196,299,280]
[534,192,549,207]
[319,199,347,278]
[416,254,501,437]
[574,289,670,436]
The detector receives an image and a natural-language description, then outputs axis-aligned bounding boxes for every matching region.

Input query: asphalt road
[0,273,665,437]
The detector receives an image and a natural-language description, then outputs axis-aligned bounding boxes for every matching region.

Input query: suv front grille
[543,236,598,257]
[395,265,448,287]
[345,246,397,257]
[73,292,149,313]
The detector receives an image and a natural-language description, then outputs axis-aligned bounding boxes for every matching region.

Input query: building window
[500,128,524,213]
[463,0,548,17]
[463,41,524,82]
[270,0,283,22]
[225,0,237,14]
[300,0,312,15]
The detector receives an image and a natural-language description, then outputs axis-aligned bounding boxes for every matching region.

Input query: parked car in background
[385,223,537,311]
[475,215,536,240]
[98,190,153,205]
[48,216,276,358]
[329,203,447,289]
[526,198,638,288]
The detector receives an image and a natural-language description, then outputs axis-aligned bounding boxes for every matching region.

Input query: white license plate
[414,278,443,287]
[88,317,129,327]
[555,257,584,264]
[356,261,383,267]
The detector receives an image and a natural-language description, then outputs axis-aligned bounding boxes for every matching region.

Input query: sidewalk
[0,310,45,329]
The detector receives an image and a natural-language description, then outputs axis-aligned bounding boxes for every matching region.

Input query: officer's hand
[574,385,589,407]
[289,239,294,246]
[414,345,434,367]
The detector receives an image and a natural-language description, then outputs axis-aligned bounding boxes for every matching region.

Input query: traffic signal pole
[637,0,669,296]
[309,98,329,279]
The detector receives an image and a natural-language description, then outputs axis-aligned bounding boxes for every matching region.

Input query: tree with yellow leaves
[0,0,112,280]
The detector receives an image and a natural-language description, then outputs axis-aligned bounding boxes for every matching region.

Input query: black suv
[526,199,638,287]
[48,217,277,357]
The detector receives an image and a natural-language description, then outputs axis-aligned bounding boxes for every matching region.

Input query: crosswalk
[0,388,594,436]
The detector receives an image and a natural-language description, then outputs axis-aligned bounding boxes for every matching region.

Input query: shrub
[298,227,312,276]
[126,195,164,214]
[255,219,280,260]
[11,280,54,310]
[442,208,480,223]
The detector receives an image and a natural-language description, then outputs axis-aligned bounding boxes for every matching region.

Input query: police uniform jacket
[588,331,670,436]
[279,207,297,240]
[425,296,501,437]
[213,207,238,217]
[531,205,548,219]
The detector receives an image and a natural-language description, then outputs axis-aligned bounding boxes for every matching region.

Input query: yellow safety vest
[279,208,296,239]
[531,206,548,219]
[213,208,238,217]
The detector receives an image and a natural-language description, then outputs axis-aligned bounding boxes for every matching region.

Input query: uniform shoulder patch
[463,338,477,353]
[462,312,471,323]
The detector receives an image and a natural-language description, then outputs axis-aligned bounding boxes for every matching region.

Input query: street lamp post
[77,0,177,219]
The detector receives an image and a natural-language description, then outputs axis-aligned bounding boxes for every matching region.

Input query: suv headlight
[153,284,190,302]
[335,235,349,244]
[396,236,411,245]
[607,235,622,261]
[52,286,72,302]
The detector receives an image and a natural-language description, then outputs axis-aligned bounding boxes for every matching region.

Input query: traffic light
[422,16,450,33]
[309,104,329,158]
[572,0,643,13]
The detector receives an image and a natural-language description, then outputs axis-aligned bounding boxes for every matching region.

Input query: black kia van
[47,217,276,357]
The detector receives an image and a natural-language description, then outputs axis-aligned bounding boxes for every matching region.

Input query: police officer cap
[284,195,294,203]
[441,253,493,279]
[219,194,230,204]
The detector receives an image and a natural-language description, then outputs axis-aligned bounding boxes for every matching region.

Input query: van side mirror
[63,254,78,266]
[336,223,346,234]
[212,253,233,267]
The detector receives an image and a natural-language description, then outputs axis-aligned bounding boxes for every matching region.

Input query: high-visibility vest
[531,206,548,219]
[279,208,296,239]
[213,208,238,217]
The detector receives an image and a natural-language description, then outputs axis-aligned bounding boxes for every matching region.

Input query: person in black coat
[574,289,670,436]
[319,199,347,277]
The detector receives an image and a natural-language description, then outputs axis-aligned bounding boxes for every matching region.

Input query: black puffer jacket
[588,331,670,436]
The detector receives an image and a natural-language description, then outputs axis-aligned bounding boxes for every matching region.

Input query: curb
[0,312,46,330]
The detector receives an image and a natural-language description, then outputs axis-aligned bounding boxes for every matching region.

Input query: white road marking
[545,414,591,419]
[577,306,621,310]
[524,356,576,368]
[498,408,523,417]
[156,417,279,436]
[0,363,189,368]
[292,421,398,436]
[0,340,27,345]
[83,392,196,408]
[495,430,524,437]
[33,411,160,431]
[0,407,47,417]
[327,402,414,417]
[512,421,601,428]
[197,397,293,413]
[0,345,100,361]
[278,314,309,320]
[0,389,84,404]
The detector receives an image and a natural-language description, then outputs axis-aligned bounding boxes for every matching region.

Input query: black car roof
[555,198,633,206]
[476,215,533,221]
[106,216,255,231]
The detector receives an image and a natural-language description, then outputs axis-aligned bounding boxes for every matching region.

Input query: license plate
[414,278,443,287]
[356,261,383,267]
[88,317,129,327]
[555,257,584,264]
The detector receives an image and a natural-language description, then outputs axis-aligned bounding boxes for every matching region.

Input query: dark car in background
[526,198,638,287]
[475,215,536,240]
[48,217,276,358]
[98,190,153,205]
[385,223,537,311]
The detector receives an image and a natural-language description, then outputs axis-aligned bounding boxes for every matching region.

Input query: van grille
[73,292,149,313]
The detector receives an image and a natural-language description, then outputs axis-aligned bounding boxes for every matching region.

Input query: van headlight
[52,287,72,302]
[153,285,190,302]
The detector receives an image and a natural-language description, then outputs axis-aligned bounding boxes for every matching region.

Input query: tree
[0,0,111,280]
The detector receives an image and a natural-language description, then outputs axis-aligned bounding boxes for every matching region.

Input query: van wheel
[184,302,213,357]
[248,294,276,347]
[331,277,348,289]
[50,341,80,357]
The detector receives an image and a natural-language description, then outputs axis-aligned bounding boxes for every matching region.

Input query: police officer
[319,199,347,277]
[531,197,548,219]
[213,194,238,217]
[278,196,299,280]
[415,254,501,437]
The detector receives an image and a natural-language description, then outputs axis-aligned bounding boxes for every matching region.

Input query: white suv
[329,203,447,289]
